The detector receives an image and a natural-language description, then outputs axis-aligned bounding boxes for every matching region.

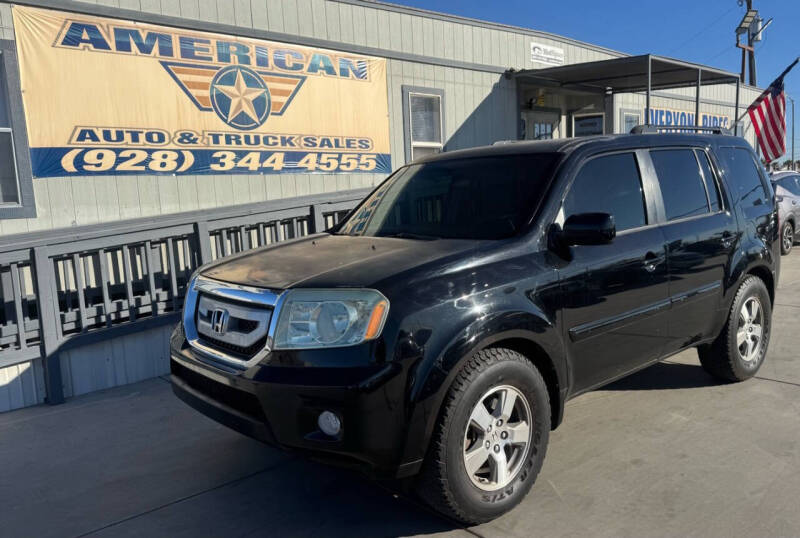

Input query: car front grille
[183,276,282,368]
[194,293,272,361]
[200,333,269,359]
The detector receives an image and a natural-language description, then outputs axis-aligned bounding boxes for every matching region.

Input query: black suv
[170,132,779,524]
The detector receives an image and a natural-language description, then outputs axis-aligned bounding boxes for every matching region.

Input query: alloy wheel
[737,297,764,364]
[783,224,794,252]
[462,385,532,491]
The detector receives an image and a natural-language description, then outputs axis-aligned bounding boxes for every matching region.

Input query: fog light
[318,411,341,437]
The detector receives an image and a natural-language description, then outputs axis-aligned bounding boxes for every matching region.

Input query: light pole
[790,96,796,170]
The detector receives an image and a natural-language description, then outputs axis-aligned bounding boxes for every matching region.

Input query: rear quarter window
[716,147,769,208]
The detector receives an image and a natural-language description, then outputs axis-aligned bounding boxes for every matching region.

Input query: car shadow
[600,360,726,392]
[83,363,729,537]
[95,448,461,537]
[144,362,722,537]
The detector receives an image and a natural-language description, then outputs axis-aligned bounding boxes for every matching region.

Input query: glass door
[523,110,561,140]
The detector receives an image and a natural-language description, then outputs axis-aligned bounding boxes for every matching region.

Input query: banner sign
[13,7,392,177]
[647,107,730,129]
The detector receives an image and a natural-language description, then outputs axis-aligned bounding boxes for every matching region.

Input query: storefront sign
[573,114,604,136]
[530,42,564,66]
[647,107,730,129]
[13,6,392,177]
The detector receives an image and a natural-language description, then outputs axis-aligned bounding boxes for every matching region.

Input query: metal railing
[0,188,369,405]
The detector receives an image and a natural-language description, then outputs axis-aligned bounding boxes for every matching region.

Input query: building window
[402,86,444,163]
[0,59,19,205]
[532,121,554,140]
[0,42,36,220]
[621,110,640,134]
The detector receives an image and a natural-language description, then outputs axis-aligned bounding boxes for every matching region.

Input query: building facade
[0,0,762,237]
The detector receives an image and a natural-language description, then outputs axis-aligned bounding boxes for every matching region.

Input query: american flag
[747,59,798,163]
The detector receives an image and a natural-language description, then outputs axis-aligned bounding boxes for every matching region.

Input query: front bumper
[169,329,414,478]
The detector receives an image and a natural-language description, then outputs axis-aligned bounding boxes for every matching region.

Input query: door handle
[721,232,735,249]
[643,252,665,273]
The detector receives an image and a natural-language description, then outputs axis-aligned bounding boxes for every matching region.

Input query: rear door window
[649,149,710,221]
[563,152,647,232]
[716,147,769,208]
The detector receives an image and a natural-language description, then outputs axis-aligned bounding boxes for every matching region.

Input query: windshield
[334,153,560,240]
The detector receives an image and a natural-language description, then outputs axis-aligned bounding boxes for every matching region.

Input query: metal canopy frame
[514,54,743,129]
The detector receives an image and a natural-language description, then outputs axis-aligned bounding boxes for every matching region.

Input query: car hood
[200,233,482,289]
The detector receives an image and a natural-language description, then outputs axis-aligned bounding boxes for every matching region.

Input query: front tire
[416,348,550,524]
[698,276,771,382]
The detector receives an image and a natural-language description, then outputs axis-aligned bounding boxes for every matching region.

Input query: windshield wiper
[378,232,439,240]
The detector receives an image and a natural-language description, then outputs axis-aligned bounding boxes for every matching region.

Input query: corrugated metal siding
[0,0,625,235]
[0,3,12,39]
[0,0,754,236]
[0,359,45,412]
[59,323,174,398]
[0,171,385,236]
[387,59,517,161]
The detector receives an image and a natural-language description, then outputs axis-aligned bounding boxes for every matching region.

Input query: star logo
[160,61,305,127]
[209,65,271,130]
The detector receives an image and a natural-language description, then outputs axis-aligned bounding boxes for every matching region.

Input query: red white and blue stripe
[747,59,798,163]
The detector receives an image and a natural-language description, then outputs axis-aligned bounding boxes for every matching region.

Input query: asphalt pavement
[1,252,799,538]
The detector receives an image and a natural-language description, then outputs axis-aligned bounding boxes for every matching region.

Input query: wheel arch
[747,264,775,307]
[727,237,777,312]
[478,336,563,430]
[397,312,567,477]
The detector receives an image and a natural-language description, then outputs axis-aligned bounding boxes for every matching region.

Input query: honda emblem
[210,308,230,335]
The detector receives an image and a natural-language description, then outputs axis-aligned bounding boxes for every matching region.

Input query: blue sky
[390,0,800,160]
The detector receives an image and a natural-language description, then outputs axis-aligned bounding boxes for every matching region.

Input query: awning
[514,54,743,129]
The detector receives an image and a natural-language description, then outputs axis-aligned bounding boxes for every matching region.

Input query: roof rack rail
[492,140,527,145]
[630,125,733,136]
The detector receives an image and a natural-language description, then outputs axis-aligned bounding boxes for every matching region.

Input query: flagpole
[776,57,799,83]
[736,56,800,125]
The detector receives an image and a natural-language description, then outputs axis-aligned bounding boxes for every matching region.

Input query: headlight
[273,289,389,349]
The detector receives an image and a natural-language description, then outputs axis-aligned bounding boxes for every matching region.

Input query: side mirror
[561,212,616,246]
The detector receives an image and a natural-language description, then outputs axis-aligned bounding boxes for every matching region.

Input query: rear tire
[415,348,550,525]
[698,276,771,382]
[781,221,794,255]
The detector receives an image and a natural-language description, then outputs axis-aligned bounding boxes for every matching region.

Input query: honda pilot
[170,131,779,523]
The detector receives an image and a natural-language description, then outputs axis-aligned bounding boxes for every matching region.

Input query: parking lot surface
[2,253,799,538]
